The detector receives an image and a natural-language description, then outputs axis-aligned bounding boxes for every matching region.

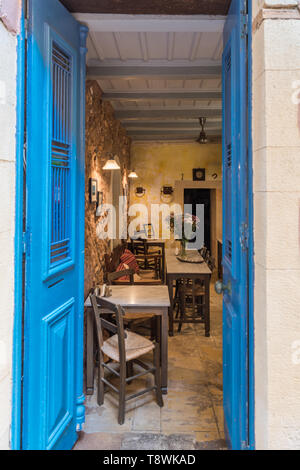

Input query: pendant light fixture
[196,117,208,144]
[128,170,138,179]
[102,153,121,170]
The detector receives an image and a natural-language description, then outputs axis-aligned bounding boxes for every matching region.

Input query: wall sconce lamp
[160,185,174,202]
[128,170,138,179]
[102,153,120,170]
[161,185,174,196]
[135,186,146,198]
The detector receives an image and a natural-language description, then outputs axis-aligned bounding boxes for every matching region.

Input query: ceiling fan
[196,117,208,144]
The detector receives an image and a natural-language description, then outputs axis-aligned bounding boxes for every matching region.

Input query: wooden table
[85,285,170,395]
[128,239,166,282]
[166,250,212,337]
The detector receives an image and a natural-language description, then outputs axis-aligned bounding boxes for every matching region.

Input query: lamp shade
[128,170,138,178]
[102,155,120,170]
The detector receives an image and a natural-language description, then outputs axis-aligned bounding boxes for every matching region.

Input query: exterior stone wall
[84,80,131,298]
[252,0,300,450]
[0,20,17,450]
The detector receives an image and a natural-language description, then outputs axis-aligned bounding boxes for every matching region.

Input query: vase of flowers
[168,212,200,258]
[180,238,187,257]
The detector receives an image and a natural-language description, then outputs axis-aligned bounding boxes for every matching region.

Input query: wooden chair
[132,240,163,280]
[106,269,157,339]
[107,268,135,286]
[176,257,215,335]
[177,278,207,333]
[90,294,163,425]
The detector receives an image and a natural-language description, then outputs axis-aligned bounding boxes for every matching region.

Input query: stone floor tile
[74,432,123,450]
[121,433,197,451]
[132,398,161,432]
[161,390,219,433]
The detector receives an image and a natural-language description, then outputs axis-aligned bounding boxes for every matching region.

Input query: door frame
[12,0,26,450]
[12,0,255,450]
[247,0,255,450]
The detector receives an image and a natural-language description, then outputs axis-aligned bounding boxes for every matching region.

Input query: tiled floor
[74,283,226,450]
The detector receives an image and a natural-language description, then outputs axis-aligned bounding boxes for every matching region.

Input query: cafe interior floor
[74,283,226,451]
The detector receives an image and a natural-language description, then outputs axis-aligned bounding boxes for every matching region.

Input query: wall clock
[193,168,206,181]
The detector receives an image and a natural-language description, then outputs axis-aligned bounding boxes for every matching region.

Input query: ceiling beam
[73,14,226,33]
[102,90,222,101]
[123,121,222,130]
[127,129,220,137]
[115,108,222,120]
[131,135,222,142]
[87,64,221,80]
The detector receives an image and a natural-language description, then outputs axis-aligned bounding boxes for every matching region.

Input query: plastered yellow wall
[129,142,222,245]
[130,142,222,204]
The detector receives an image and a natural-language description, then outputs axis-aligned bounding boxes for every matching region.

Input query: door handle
[215,280,232,295]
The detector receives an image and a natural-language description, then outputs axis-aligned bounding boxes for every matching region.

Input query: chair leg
[118,362,126,425]
[126,361,134,384]
[97,354,105,406]
[178,290,184,333]
[154,344,163,407]
[150,317,156,341]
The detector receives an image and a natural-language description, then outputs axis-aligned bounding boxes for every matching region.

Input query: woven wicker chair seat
[101,330,154,362]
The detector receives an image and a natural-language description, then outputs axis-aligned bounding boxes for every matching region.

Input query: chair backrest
[107,268,135,285]
[207,256,216,272]
[90,293,126,363]
[132,240,147,255]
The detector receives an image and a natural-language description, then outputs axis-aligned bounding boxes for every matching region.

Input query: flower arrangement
[169,212,201,256]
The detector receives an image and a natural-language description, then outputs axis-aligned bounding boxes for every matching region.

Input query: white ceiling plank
[173,32,195,60]
[113,32,127,61]
[167,32,175,61]
[89,31,106,61]
[139,32,149,61]
[189,33,203,61]
[74,14,226,33]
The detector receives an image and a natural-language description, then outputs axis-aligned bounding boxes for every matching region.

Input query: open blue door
[221,0,250,450]
[23,0,87,449]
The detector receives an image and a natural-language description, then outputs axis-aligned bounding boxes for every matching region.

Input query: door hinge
[22,231,30,255]
[239,223,249,251]
[241,440,249,450]
[24,18,28,39]
[22,232,27,254]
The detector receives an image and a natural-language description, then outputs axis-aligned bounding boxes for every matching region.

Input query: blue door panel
[23,0,87,450]
[222,0,249,450]
[43,299,75,450]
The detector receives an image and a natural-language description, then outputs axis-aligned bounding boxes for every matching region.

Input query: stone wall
[84,80,131,298]
[252,0,300,450]
[0,20,17,449]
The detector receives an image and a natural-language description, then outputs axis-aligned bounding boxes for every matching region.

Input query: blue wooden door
[222,0,249,450]
[23,0,87,450]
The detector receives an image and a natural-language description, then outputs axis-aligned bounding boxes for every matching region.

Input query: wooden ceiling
[60,0,231,16]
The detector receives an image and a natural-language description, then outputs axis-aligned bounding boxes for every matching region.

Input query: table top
[166,250,212,275]
[85,285,170,308]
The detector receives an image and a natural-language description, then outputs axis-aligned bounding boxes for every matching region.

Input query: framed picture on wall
[89,178,98,203]
[193,168,206,181]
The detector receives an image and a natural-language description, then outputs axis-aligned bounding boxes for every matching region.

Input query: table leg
[86,307,94,395]
[162,245,165,283]
[205,276,211,337]
[167,275,174,336]
[161,308,168,394]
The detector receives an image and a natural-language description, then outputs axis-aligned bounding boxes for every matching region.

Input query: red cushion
[120,249,139,273]
[116,262,131,281]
